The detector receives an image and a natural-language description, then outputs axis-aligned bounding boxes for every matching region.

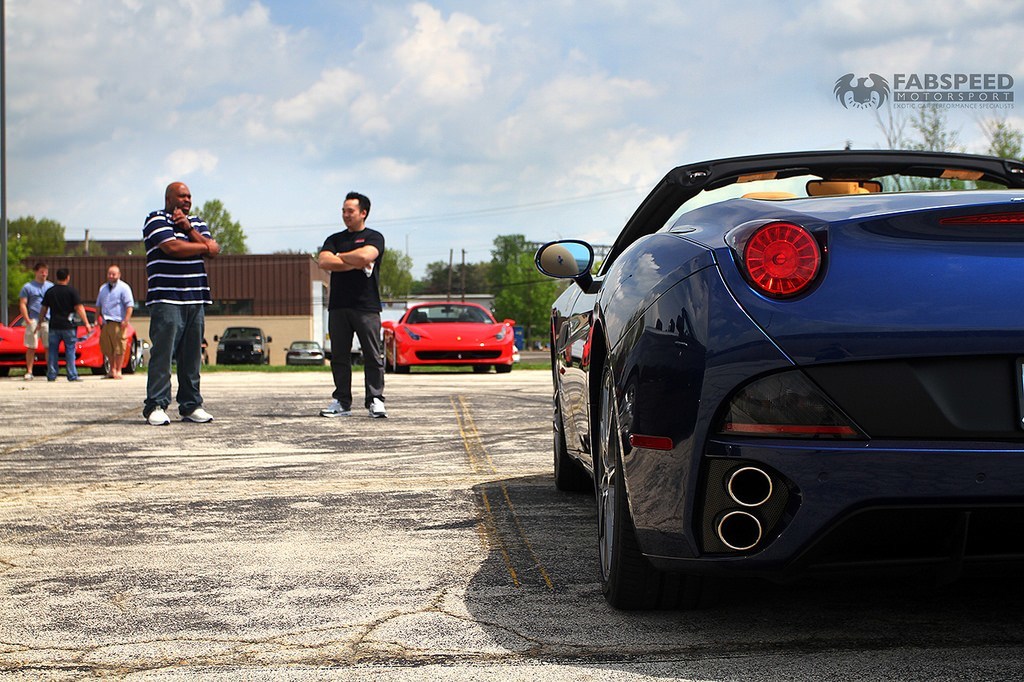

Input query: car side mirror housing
[535,240,595,291]
[381,320,396,331]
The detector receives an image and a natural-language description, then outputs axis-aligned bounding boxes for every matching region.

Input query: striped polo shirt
[143,210,212,306]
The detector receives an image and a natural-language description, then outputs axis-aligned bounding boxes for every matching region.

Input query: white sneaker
[369,397,387,418]
[182,407,214,423]
[23,373,33,381]
[320,400,352,417]
[147,407,171,426]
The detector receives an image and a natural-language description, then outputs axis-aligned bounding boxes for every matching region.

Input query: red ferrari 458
[382,302,515,374]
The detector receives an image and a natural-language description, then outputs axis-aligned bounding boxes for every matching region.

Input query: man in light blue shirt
[95,264,134,379]
[18,262,53,380]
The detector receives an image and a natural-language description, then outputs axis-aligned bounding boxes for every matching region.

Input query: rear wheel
[125,338,140,374]
[0,367,9,377]
[472,365,490,374]
[596,366,715,610]
[553,396,591,492]
[495,363,512,374]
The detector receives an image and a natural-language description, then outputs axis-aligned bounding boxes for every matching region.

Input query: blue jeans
[47,328,79,380]
[145,303,205,416]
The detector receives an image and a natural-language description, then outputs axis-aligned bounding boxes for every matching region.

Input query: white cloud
[158,149,219,190]
[392,3,501,104]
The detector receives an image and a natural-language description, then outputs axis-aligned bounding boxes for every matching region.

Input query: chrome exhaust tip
[716,510,763,551]
[727,466,773,507]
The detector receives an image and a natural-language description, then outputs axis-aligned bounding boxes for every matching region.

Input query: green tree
[9,216,65,257]
[981,117,1024,160]
[880,106,966,191]
[198,199,248,254]
[489,234,559,342]
[417,259,492,297]
[379,248,414,299]
[908,105,963,154]
[6,234,31,315]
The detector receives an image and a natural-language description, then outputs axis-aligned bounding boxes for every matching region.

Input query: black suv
[215,327,272,365]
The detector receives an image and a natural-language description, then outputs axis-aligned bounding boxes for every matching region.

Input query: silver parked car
[285,340,325,366]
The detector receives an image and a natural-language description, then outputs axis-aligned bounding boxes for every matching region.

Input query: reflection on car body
[536,150,1024,610]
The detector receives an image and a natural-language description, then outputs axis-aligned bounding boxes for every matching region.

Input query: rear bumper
[634,439,1024,579]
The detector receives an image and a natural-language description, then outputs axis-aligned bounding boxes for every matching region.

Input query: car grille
[415,350,502,360]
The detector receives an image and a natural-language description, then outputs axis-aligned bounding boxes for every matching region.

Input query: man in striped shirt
[142,182,221,426]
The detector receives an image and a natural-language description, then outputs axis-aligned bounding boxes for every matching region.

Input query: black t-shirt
[320,227,385,312]
[41,284,83,330]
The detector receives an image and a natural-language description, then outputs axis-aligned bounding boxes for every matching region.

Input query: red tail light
[939,212,1024,224]
[743,222,821,297]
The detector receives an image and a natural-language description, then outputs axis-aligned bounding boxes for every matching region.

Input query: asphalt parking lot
[2,369,1024,681]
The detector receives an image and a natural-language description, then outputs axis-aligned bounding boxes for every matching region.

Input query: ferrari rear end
[631,190,1024,580]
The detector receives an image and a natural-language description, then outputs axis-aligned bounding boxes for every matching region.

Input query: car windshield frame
[405,304,495,324]
[599,149,1024,275]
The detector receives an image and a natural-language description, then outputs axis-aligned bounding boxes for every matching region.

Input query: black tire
[495,363,512,374]
[124,338,140,374]
[596,366,715,610]
[0,367,9,377]
[472,365,490,374]
[553,397,591,492]
[395,364,410,374]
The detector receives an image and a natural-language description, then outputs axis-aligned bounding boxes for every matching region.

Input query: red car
[382,302,516,374]
[0,306,142,377]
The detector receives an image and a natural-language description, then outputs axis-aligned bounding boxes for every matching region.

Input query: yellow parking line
[451,395,553,591]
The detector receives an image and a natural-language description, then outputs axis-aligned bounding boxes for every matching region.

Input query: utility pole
[1,0,8,324]
[460,249,466,302]
[446,249,453,301]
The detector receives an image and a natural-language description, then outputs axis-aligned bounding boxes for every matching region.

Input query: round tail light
[743,222,821,297]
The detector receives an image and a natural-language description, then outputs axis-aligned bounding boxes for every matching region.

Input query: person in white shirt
[95,264,134,379]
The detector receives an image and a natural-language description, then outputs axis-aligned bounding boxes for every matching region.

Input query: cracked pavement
[1,370,1024,681]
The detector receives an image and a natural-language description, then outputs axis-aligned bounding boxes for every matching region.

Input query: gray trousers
[328,308,385,409]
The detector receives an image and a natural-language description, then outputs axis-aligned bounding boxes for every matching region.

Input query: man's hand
[171,208,192,232]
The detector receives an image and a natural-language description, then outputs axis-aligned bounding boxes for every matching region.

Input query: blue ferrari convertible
[535,150,1024,609]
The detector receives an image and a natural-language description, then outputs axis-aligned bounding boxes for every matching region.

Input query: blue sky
[5,0,1023,276]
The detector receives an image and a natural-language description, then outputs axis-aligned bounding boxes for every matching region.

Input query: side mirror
[213,335,220,342]
[503,319,515,326]
[266,336,273,343]
[535,240,595,291]
[381,320,396,331]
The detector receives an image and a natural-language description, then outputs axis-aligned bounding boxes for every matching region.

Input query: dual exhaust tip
[715,466,773,551]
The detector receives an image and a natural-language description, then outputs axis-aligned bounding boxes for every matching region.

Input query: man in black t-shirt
[38,268,93,382]
[317,192,387,418]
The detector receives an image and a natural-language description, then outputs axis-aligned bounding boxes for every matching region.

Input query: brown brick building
[28,255,328,365]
